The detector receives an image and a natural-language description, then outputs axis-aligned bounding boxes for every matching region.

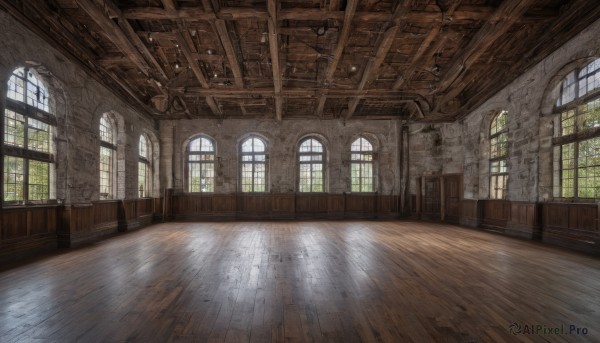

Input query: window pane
[577,137,600,198]
[4,110,25,147]
[561,143,575,198]
[99,146,113,199]
[29,160,50,200]
[138,162,147,197]
[3,156,24,201]
[139,135,148,158]
[7,68,25,103]
[28,118,51,153]
[100,115,114,144]
[26,71,50,112]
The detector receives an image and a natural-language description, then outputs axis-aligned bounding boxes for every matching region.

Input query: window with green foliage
[350,137,375,192]
[554,58,600,200]
[138,134,152,197]
[188,136,215,193]
[490,110,508,199]
[298,138,325,192]
[240,136,267,192]
[3,67,55,203]
[99,114,116,200]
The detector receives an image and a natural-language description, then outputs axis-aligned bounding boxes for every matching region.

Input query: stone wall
[409,17,600,203]
[0,11,159,203]
[160,119,400,195]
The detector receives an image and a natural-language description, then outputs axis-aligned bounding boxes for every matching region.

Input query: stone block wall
[409,17,600,203]
[160,119,400,195]
[0,11,159,204]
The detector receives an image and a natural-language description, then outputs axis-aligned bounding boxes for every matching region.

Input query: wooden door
[421,177,441,220]
[443,174,461,224]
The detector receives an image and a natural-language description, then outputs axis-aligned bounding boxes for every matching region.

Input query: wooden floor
[0,221,599,343]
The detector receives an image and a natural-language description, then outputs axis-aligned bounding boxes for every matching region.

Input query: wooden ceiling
[2,0,600,121]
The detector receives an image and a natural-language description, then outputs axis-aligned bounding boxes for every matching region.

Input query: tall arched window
[138,134,152,197]
[240,136,267,192]
[554,58,600,199]
[99,113,116,199]
[490,110,508,199]
[3,67,55,203]
[350,137,375,192]
[298,137,325,192]
[188,136,215,192]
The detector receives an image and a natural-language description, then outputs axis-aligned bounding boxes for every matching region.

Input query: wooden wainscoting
[507,201,541,239]
[168,193,400,220]
[460,199,481,227]
[58,199,158,248]
[0,206,58,263]
[542,202,599,253]
[481,199,510,230]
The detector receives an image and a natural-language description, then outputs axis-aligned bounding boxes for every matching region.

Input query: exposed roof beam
[316,0,357,118]
[267,0,282,121]
[175,32,221,115]
[121,7,493,23]
[75,0,153,78]
[213,20,244,87]
[178,87,425,100]
[393,2,461,90]
[98,0,169,84]
[345,0,414,119]
[433,0,535,113]
[160,0,177,12]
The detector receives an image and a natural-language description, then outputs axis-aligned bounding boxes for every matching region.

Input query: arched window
[490,110,508,199]
[188,136,215,192]
[138,134,152,197]
[99,113,116,199]
[350,137,375,192]
[240,136,267,192]
[3,67,55,203]
[298,137,325,192]
[554,58,600,199]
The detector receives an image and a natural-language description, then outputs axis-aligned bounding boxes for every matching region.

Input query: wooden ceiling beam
[316,0,357,118]
[75,0,155,78]
[213,22,244,87]
[121,7,494,23]
[433,0,535,113]
[345,0,414,119]
[97,0,169,85]
[267,0,282,121]
[175,32,221,115]
[393,2,461,91]
[178,87,425,99]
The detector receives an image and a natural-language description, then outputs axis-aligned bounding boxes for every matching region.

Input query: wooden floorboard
[0,221,599,342]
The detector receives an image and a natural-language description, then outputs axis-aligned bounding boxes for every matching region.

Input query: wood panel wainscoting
[168,193,400,221]
[0,198,161,264]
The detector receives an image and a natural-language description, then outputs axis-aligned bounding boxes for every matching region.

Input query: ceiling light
[431,64,441,75]
[260,33,268,44]
[206,49,215,55]
[349,65,357,73]
[175,60,180,69]
[213,73,218,78]
[317,26,326,36]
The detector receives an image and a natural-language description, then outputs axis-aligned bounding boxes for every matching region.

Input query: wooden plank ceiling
[1,0,599,121]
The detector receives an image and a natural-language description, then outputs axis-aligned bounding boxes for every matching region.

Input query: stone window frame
[350,136,377,193]
[138,133,152,198]
[552,58,600,200]
[239,134,269,193]
[297,136,327,193]
[2,67,56,205]
[185,134,216,193]
[489,110,509,200]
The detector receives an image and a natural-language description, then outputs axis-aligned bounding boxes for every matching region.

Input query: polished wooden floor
[0,221,599,343]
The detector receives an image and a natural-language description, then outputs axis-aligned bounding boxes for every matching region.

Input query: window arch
[350,137,375,192]
[490,110,508,199]
[240,135,267,192]
[99,113,117,199]
[298,137,325,192]
[554,58,600,199]
[3,67,55,203]
[187,135,215,193]
[138,133,152,197]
